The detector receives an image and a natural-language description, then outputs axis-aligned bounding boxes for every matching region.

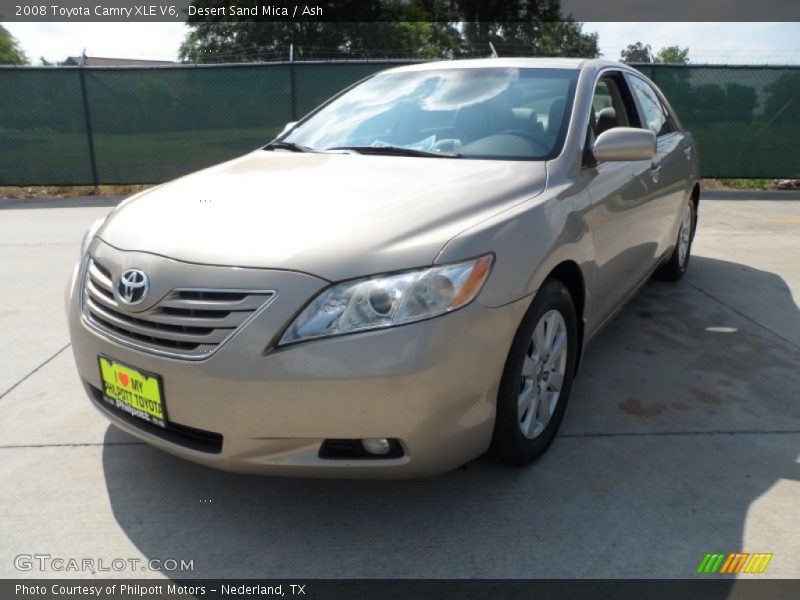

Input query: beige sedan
[67,58,699,477]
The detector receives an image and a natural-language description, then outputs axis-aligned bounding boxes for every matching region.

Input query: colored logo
[697,552,773,575]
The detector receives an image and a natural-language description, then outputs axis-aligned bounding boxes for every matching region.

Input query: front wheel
[655,199,695,281]
[488,280,578,467]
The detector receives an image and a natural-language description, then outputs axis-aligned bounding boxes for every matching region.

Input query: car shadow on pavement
[101,256,800,581]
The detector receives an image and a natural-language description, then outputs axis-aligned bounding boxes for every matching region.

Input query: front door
[583,71,659,328]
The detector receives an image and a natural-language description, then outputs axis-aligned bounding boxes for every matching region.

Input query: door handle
[650,160,662,182]
[683,146,692,160]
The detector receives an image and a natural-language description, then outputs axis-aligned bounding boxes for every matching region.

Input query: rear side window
[628,76,675,137]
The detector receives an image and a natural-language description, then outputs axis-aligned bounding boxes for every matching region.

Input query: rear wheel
[655,199,695,281]
[488,280,578,467]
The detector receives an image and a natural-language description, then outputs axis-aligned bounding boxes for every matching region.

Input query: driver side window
[584,73,636,165]
[590,76,632,138]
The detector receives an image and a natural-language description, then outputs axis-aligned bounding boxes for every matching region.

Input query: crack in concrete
[560,429,800,438]
[0,343,71,401]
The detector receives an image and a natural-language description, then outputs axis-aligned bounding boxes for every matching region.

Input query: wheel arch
[544,260,586,374]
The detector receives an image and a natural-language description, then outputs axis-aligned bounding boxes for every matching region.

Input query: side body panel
[582,156,656,327]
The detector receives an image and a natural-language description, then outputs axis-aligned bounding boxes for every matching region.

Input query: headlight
[279,254,494,345]
[79,218,104,258]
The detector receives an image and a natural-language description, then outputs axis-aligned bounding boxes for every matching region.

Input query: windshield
[281,67,579,160]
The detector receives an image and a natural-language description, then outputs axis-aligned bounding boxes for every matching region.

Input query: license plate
[98,356,166,428]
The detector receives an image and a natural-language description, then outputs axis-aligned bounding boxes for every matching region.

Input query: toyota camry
[67,58,699,477]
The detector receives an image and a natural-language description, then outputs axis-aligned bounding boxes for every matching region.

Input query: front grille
[82,257,275,359]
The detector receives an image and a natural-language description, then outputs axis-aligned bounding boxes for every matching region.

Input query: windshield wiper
[264,141,316,153]
[325,145,461,158]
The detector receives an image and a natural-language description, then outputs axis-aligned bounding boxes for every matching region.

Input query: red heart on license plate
[118,372,130,387]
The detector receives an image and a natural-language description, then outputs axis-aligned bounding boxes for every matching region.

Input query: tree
[655,45,689,65]
[180,21,457,62]
[180,1,458,61]
[621,42,690,65]
[180,0,599,62]
[531,21,599,57]
[0,24,27,65]
[620,42,652,64]
[461,20,598,57]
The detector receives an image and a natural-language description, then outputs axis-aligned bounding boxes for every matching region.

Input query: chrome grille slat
[159,294,268,311]
[90,312,213,353]
[143,308,248,329]
[88,261,114,292]
[85,279,118,310]
[86,297,230,344]
[81,258,276,359]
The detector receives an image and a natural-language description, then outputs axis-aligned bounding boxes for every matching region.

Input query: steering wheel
[499,129,549,152]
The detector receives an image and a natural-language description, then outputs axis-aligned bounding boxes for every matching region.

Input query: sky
[4,21,800,65]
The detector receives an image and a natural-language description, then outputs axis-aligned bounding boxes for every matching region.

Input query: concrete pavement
[0,193,798,579]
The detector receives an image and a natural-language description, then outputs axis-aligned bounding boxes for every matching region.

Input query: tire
[655,199,696,281]
[488,279,578,467]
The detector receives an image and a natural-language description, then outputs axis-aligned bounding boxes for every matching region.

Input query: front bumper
[67,248,529,478]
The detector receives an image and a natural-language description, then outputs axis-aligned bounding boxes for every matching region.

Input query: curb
[702,190,800,201]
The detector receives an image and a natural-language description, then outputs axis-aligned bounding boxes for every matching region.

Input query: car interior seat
[528,110,545,137]
[595,107,619,136]
[454,96,519,144]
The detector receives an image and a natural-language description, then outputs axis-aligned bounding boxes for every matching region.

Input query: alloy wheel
[517,309,568,439]
[678,204,693,267]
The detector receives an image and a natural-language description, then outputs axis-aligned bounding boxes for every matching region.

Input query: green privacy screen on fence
[638,65,800,180]
[1,61,799,185]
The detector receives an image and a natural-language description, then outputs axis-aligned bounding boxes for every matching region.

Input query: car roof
[383,57,635,75]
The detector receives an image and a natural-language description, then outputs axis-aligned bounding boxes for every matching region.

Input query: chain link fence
[1,61,798,185]
[640,64,800,179]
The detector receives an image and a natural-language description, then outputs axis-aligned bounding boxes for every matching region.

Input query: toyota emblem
[117,269,150,305]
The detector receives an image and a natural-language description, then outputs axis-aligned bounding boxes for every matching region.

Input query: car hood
[99,150,547,282]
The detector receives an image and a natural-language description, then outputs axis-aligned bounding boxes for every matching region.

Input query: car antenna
[488,42,498,58]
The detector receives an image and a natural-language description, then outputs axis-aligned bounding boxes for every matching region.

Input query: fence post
[78,56,100,195]
[289,44,298,121]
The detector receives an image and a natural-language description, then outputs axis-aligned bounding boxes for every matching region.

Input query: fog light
[361,438,391,455]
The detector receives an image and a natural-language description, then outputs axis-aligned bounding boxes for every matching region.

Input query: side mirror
[592,127,656,162]
[281,121,297,134]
